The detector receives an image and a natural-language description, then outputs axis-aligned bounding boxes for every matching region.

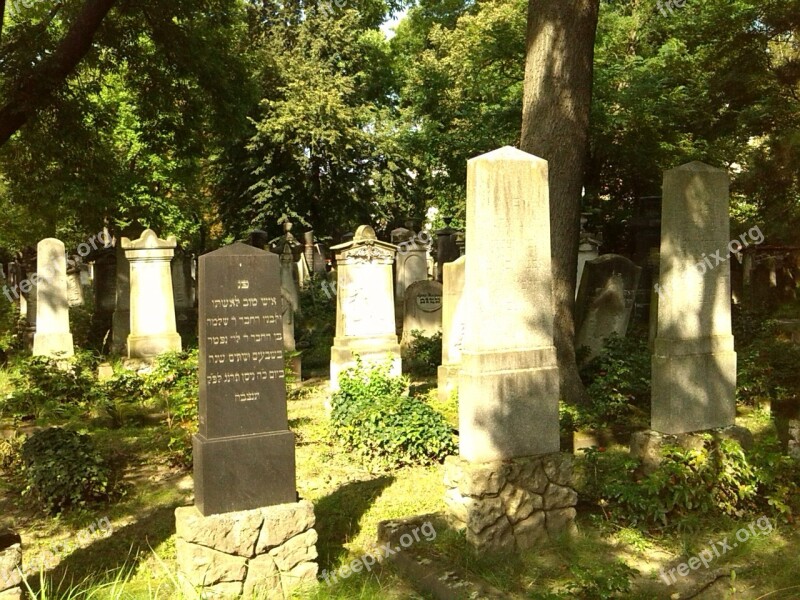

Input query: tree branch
[0,0,117,146]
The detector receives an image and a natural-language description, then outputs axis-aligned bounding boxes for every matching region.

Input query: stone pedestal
[32,238,74,358]
[175,501,318,599]
[444,455,577,553]
[121,229,182,359]
[651,162,736,434]
[330,226,401,390]
[437,256,466,403]
[0,530,22,600]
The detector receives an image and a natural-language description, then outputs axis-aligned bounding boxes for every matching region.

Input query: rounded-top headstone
[354,225,377,242]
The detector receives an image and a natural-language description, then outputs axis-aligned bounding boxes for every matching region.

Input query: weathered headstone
[575,254,641,359]
[66,262,84,307]
[445,147,575,553]
[651,162,737,434]
[177,243,318,598]
[394,229,429,305]
[437,255,466,403]
[401,280,443,348]
[112,243,131,354]
[330,225,401,390]
[122,229,182,359]
[32,238,74,358]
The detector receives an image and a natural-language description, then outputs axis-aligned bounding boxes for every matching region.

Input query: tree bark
[0,0,117,146]
[520,0,600,406]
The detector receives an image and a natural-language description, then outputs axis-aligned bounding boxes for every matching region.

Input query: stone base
[330,335,401,391]
[175,501,318,599]
[193,431,296,516]
[630,426,754,474]
[444,454,577,553]
[0,530,22,600]
[651,344,736,434]
[127,332,182,359]
[32,332,74,358]
[459,347,559,462]
[437,364,459,403]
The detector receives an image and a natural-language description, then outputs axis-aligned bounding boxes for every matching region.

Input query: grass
[1,366,799,599]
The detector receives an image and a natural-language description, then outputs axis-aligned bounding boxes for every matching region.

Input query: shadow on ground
[314,476,395,571]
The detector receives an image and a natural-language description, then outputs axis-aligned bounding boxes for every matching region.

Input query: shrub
[143,350,198,468]
[576,334,651,430]
[404,330,442,376]
[0,432,25,476]
[736,321,800,408]
[331,358,456,467]
[1,352,103,420]
[580,435,800,530]
[0,291,20,355]
[20,427,119,514]
[296,277,336,369]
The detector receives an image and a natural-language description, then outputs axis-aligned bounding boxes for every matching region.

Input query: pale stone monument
[445,147,575,553]
[121,229,182,359]
[438,255,465,403]
[401,280,443,348]
[32,238,74,358]
[651,162,737,434]
[393,228,428,306]
[329,225,401,390]
[575,254,641,359]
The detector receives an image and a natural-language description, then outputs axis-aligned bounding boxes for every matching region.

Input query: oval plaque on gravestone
[416,293,442,313]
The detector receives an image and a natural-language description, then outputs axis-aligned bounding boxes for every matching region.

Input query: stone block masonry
[444,454,577,553]
[0,530,22,600]
[175,501,318,599]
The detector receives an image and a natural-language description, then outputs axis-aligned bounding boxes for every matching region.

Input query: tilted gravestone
[176,243,318,599]
[575,254,641,359]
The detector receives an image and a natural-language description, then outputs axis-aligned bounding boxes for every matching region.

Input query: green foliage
[1,353,102,420]
[331,358,456,467]
[143,350,199,469]
[0,290,20,354]
[563,561,638,600]
[404,330,442,376]
[575,334,651,430]
[20,427,120,514]
[580,435,800,530]
[736,319,800,408]
[296,278,336,369]
[0,432,26,477]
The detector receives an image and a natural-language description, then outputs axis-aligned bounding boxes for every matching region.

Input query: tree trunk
[0,0,117,146]
[520,0,600,406]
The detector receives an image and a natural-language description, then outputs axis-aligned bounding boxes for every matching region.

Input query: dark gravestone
[575,254,642,359]
[194,243,296,516]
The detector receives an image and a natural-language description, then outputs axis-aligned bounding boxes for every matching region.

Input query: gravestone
[279,241,302,379]
[177,243,318,598]
[330,225,401,390]
[445,147,575,554]
[435,217,460,282]
[401,280,443,348]
[112,243,131,354]
[32,238,74,358]
[651,162,737,434]
[575,254,641,359]
[66,262,84,307]
[122,229,182,359]
[438,255,466,403]
[194,243,295,514]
